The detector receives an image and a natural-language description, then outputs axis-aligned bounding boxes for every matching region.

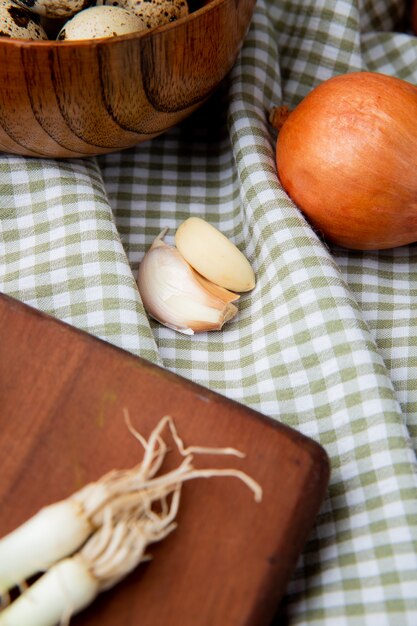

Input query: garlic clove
[193,271,240,303]
[137,230,239,335]
[175,217,256,293]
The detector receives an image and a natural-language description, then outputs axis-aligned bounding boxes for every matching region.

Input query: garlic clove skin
[175,217,256,293]
[137,230,239,335]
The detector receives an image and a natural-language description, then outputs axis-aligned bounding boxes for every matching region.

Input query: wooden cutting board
[0,293,330,626]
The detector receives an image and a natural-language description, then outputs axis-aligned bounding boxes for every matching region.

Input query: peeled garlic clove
[137,230,239,335]
[175,217,256,293]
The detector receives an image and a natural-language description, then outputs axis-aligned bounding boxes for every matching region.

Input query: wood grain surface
[0,0,255,158]
[0,294,330,626]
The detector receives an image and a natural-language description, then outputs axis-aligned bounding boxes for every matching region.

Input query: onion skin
[275,71,417,250]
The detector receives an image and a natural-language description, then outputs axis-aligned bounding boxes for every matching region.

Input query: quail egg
[57,4,146,39]
[12,0,93,18]
[0,0,48,38]
[97,0,188,28]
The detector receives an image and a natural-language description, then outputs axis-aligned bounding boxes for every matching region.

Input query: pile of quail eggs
[0,0,189,40]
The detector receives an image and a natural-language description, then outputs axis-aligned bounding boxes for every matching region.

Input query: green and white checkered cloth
[1,0,417,623]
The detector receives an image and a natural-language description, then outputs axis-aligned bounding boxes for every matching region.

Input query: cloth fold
[1,0,417,624]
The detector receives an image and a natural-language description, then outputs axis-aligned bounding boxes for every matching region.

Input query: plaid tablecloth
[1,0,417,624]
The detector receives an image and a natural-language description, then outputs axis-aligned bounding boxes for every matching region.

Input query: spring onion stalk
[0,414,262,626]
[0,464,159,598]
[0,491,181,626]
[0,498,92,599]
[0,414,173,599]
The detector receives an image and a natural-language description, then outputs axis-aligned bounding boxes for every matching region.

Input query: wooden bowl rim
[0,0,233,49]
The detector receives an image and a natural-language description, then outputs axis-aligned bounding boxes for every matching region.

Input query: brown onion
[273,71,417,250]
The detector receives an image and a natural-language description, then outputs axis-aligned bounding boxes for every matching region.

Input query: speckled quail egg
[57,4,146,39]
[96,0,188,29]
[0,0,48,38]
[12,0,93,19]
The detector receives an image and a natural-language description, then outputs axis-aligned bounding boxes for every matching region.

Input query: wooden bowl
[0,0,255,158]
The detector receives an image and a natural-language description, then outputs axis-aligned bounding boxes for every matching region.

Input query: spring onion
[0,413,262,626]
